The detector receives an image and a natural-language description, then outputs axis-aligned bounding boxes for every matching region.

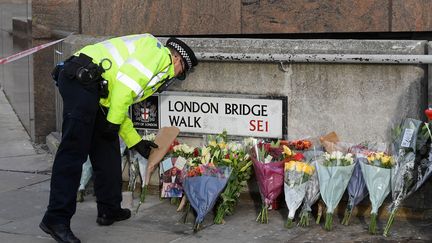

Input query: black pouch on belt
[64,53,103,85]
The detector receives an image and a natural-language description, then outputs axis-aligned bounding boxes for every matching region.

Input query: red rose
[293,153,305,161]
[296,140,305,150]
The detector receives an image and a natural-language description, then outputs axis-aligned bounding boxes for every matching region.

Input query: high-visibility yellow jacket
[75,34,175,148]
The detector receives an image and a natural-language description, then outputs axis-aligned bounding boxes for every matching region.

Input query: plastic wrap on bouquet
[283,160,314,228]
[384,118,430,236]
[129,151,149,212]
[183,166,231,232]
[79,157,93,191]
[253,158,284,207]
[360,162,391,234]
[316,162,355,231]
[341,160,368,225]
[299,160,320,227]
[120,138,130,182]
[284,183,307,221]
[252,157,284,223]
[284,181,308,228]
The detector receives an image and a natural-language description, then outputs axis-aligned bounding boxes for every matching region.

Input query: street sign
[131,92,287,138]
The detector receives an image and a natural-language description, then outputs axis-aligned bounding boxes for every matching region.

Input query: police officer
[40,34,198,243]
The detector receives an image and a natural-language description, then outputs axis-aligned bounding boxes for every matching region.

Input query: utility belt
[51,53,111,98]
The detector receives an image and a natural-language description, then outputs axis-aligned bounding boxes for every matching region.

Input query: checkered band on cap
[170,42,192,69]
[166,37,198,71]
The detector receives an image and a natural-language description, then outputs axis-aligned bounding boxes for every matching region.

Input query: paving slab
[0,232,53,243]
[0,171,49,193]
[0,91,36,158]
[0,181,49,222]
[0,153,52,173]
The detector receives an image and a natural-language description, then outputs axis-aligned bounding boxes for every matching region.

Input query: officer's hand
[132,140,159,159]
[102,121,120,140]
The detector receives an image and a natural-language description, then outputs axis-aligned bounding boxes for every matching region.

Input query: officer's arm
[119,117,141,148]
[109,38,166,148]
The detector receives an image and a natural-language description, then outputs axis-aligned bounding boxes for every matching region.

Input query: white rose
[335,151,343,160]
[330,152,336,160]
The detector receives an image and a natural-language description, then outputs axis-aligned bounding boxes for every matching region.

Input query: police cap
[166,37,198,79]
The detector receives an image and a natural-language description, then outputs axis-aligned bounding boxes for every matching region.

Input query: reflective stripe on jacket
[75,34,174,148]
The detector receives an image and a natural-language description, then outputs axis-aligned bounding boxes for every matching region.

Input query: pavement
[1,89,432,243]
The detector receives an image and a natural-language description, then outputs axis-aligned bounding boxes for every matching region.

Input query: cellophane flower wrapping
[79,157,93,191]
[298,160,321,227]
[359,151,394,234]
[317,150,355,231]
[250,141,285,224]
[293,138,324,227]
[341,143,381,226]
[283,159,315,228]
[384,118,432,236]
[182,164,231,231]
[129,150,148,212]
[131,133,157,213]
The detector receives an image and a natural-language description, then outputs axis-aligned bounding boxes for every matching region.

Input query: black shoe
[96,208,131,226]
[39,221,81,243]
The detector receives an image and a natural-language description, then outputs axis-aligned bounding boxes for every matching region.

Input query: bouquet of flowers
[133,133,156,212]
[290,138,324,227]
[182,156,231,232]
[214,135,254,224]
[383,118,432,236]
[316,150,355,231]
[130,150,149,212]
[287,139,313,151]
[77,157,93,202]
[360,151,394,234]
[287,138,319,161]
[283,158,315,228]
[298,159,321,227]
[340,143,372,226]
[251,141,297,224]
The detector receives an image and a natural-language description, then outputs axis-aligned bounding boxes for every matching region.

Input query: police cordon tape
[0,37,68,65]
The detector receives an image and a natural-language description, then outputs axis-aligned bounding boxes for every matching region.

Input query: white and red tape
[0,37,67,65]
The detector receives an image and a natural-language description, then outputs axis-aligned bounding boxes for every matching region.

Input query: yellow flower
[209,140,217,147]
[284,161,295,171]
[381,156,391,164]
[375,152,382,160]
[218,142,226,149]
[303,164,315,175]
[295,162,305,173]
[283,145,292,157]
[367,154,375,163]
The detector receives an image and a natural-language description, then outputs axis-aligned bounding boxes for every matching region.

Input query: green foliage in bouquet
[210,132,254,224]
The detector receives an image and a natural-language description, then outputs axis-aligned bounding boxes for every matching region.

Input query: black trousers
[42,63,122,226]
